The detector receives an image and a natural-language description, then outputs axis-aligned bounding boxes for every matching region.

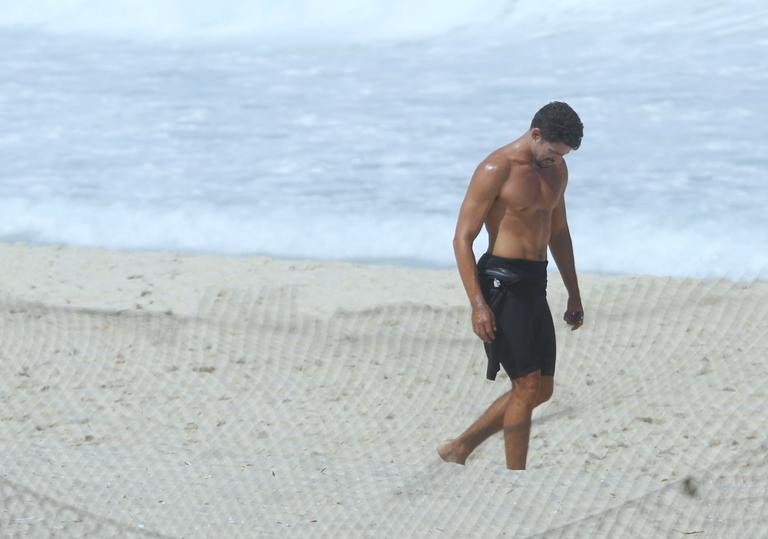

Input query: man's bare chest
[498,169,564,211]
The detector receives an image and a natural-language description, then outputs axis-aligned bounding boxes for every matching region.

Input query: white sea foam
[0,0,595,41]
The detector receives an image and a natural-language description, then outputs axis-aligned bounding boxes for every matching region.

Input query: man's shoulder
[474,152,509,182]
[478,149,529,177]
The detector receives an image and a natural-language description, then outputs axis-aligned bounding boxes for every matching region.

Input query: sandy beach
[1,241,767,537]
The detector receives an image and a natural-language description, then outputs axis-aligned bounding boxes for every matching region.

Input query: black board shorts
[476,251,556,381]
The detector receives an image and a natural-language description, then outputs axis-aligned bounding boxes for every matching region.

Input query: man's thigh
[538,375,554,400]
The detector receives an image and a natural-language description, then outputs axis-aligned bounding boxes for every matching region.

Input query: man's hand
[472,301,496,343]
[564,296,584,331]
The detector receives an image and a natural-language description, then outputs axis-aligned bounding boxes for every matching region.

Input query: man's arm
[548,162,584,329]
[453,156,507,342]
[548,193,580,299]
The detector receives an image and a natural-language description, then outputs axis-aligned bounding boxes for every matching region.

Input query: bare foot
[437,438,468,465]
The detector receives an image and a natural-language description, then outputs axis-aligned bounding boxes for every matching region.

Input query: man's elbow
[549,226,569,243]
[453,232,475,246]
[453,236,475,256]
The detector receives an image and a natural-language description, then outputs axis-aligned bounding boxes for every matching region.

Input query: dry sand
[1,241,767,538]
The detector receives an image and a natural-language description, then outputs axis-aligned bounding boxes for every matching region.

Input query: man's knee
[510,369,541,402]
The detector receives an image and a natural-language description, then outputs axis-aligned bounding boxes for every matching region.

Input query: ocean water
[1,0,767,281]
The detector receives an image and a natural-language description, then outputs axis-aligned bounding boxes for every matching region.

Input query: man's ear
[530,127,540,141]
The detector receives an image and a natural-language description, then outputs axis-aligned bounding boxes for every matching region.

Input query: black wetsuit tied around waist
[476,251,556,381]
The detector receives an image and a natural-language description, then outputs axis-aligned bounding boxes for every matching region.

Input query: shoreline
[2,240,765,323]
[2,239,763,285]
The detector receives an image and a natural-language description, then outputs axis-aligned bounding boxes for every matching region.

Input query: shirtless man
[438,101,584,470]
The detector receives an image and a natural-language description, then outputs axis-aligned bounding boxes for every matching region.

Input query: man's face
[531,129,571,168]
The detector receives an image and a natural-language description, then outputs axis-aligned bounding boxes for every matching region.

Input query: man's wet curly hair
[530,101,583,150]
